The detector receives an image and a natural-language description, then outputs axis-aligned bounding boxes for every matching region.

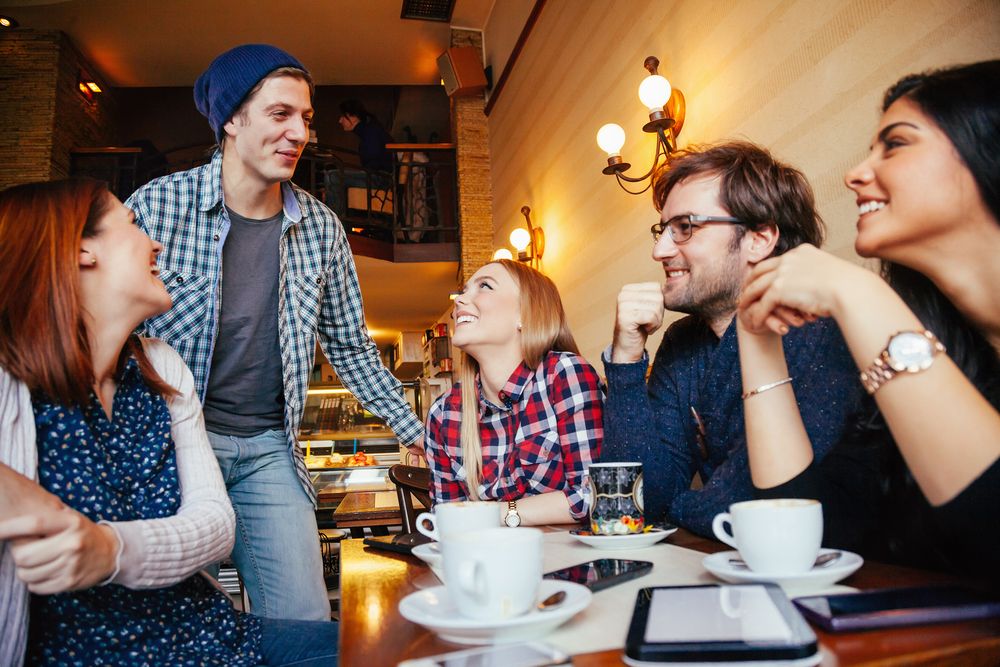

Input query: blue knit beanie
[194,44,307,141]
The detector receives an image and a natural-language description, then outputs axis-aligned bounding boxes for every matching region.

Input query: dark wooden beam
[346,233,459,263]
[484,0,547,117]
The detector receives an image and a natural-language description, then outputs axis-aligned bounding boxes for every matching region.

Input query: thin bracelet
[741,377,793,400]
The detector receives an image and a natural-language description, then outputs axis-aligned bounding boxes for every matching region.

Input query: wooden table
[331,491,402,537]
[339,528,1000,666]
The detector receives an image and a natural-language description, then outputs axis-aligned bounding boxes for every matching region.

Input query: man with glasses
[602,141,862,537]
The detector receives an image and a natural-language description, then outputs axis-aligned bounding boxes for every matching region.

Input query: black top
[759,398,1000,581]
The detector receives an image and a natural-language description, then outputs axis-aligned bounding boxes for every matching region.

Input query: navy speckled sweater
[602,316,862,537]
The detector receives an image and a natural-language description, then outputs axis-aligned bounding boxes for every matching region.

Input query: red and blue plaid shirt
[425,351,604,519]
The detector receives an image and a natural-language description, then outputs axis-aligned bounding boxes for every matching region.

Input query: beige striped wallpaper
[485,0,1000,367]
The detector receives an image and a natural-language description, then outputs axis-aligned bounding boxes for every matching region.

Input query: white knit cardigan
[0,339,235,667]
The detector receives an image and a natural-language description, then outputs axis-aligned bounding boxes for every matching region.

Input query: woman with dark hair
[424,260,604,526]
[735,60,1000,573]
[0,179,337,665]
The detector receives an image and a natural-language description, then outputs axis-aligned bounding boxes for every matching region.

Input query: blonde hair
[458,260,580,498]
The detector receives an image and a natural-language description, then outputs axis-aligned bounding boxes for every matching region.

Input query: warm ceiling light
[509,227,531,253]
[0,16,18,28]
[77,71,102,102]
[638,74,671,112]
[494,206,544,269]
[597,56,686,194]
[597,123,626,157]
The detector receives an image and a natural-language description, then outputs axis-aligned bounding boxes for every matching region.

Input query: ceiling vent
[400,0,455,22]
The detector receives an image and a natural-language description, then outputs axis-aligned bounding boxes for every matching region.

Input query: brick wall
[0,30,116,191]
[450,29,494,283]
[50,32,116,180]
[0,31,58,190]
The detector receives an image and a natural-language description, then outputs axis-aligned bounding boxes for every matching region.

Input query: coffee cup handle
[415,511,438,541]
[712,512,739,549]
[457,559,488,604]
[720,586,742,618]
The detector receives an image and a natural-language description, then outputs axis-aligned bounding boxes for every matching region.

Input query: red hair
[0,178,175,405]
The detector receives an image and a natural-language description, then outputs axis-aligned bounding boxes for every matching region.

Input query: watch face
[504,512,521,528]
[887,332,934,371]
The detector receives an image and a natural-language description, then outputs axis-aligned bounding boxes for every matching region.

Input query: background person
[737,60,1000,573]
[0,178,337,666]
[602,142,861,537]
[424,260,603,527]
[325,99,395,221]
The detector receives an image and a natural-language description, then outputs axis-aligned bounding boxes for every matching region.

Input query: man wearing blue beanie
[127,44,423,627]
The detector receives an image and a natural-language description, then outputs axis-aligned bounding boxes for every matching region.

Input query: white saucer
[398,579,592,645]
[702,548,863,588]
[569,525,678,550]
[411,542,441,568]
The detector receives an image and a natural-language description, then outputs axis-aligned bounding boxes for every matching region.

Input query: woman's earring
[517,324,522,331]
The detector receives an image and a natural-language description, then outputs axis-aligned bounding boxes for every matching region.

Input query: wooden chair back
[388,464,432,534]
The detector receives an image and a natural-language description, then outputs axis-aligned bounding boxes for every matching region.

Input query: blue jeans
[208,429,330,621]
[258,617,338,666]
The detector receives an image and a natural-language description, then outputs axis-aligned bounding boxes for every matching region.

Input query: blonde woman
[424,260,603,526]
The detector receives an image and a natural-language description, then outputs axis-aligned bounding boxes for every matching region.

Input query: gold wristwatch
[503,499,521,527]
[859,329,945,395]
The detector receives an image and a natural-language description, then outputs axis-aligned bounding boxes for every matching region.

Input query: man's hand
[612,282,665,363]
[405,437,425,464]
[0,509,120,594]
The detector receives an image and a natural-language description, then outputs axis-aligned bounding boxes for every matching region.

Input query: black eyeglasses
[650,214,745,244]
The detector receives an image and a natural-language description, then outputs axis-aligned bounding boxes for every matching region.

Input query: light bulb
[596,123,626,156]
[638,74,671,111]
[492,248,513,261]
[509,228,531,253]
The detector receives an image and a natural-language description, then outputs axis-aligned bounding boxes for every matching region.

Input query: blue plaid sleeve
[317,226,423,444]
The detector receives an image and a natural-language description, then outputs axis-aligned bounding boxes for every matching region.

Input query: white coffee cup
[415,501,499,542]
[440,527,543,621]
[711,498,822,575]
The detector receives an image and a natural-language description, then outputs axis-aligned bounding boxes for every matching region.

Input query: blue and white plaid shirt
[126,152,422,504]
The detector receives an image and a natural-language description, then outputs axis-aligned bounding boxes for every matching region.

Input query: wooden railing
[70,142,460,263]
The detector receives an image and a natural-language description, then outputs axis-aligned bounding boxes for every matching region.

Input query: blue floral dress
[27,359,262,666]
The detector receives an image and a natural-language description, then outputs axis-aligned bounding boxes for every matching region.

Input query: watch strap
[504,499,520,527]
[860,329,944,395]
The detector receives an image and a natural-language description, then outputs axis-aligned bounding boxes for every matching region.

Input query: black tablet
[793,585,1000,632]
[624,584,818,664]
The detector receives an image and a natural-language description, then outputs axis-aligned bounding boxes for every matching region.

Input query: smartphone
[544,558,652,592]
[362,532,432,555]
[793,585,1000,632]
[397,641,570,667]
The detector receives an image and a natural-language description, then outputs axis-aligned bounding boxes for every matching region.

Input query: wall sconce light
[597,56,686,195]
[492,206,544,269]
[0,15,19,28]
[77,71,102,103]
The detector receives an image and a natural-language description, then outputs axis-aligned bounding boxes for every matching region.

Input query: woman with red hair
[0,179,337,665]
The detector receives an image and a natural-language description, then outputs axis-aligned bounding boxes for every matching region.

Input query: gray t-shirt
[202,207,285,436]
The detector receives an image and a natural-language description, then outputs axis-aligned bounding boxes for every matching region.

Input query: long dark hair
[879,60,1000,402]
[845,61,1000,567]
